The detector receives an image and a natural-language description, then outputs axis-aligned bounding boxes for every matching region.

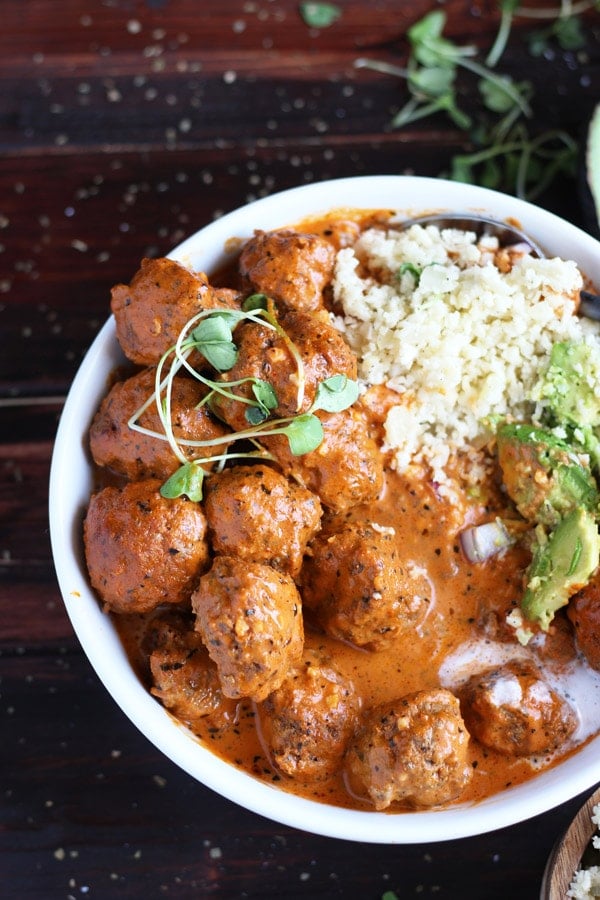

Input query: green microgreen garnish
[160,460,206,502]
[312,374,359,413]
[397,262,424,284]
[354,1,594,199]
[127,302,359,501]
[247,380,278,424]
[190,313,239,372]
[299,2,342,29]
[282,413,324,455]
[242,293,269,312]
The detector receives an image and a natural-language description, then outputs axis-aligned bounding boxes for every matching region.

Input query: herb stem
[515,128,578,198]
[515,0,595,19]
[353,58,411,79]
[391,96,449,129]
[155,347,188,464]
[486,0,518,67]
[457,57,532,117]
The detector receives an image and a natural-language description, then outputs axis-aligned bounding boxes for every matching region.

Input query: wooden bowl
[541,785,600,899]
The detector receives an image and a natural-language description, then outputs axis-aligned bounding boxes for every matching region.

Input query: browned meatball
[259,648,361,780]
[84,479,209,614]
[203,464,322,577]
[150,622,226,725]
[459,660,578,756]
[302,520,430,649]
[111,257,240,365]
[212,308,357,433]
[568,573,600,671]
[191,556,304,702]
[263,405,383,513]
[89,367,229,481]
[345,689,472,810]
[239,229,336,312]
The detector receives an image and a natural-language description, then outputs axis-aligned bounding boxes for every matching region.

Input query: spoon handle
[580,290,600,320]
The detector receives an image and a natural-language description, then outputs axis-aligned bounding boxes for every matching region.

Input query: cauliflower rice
[332,224,600,487]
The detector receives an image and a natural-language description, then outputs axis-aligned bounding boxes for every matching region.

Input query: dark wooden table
[2,2,599,897]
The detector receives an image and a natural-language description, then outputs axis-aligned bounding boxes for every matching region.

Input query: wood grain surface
[540,786,600,899]
[2,1,599,898]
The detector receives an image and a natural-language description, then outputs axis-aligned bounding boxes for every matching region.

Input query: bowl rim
[49,174,600,843]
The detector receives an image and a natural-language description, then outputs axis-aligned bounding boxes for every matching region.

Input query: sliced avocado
[496,422,599,527]
[537,341,600,430]
[521,507,600,631]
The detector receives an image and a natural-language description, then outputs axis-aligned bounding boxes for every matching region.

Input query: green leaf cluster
[355,1,595,199]
[127,303,359,502]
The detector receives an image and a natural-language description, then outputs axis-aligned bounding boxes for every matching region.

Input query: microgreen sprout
[127,303,359,501]
[354,2,589,199]
[298,2,342,29]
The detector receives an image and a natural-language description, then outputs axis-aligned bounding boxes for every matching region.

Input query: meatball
[84,478,209,614]
[90,367,229,481]
[239,228,336,312]
[212,307,357,433]
[302,520,430,649]
[568,573,600,671]
[259,648,361,780]
[203,464,322,578]
[263,405,383,513]
[150,622,226,725]
[345,689,472,810]
[111,257,240,365]
[192,556,304,702]
[459,660,578,756]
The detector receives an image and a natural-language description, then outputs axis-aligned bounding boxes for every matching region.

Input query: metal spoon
[395,212,600,319]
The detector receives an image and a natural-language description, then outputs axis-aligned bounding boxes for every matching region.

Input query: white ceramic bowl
[49,175,600,843]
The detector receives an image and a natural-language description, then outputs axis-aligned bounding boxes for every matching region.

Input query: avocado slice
[534,341,600,471]
[496,422,599,527]
[521,507,600,631]
[539,341,600,430]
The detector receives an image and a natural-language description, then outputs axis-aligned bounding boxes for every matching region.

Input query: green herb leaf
[567,537,583,577]
[528,31,549,58]
[252,379,278,412]
[244,379,279,424]
[160,462,205,502]
[242,293,269,312]
[312,375,359,413]
[398,262,423,282]
[553,16,586,51]
[408,66,455,98]
[299,1,341,28]
[479,74,522,114]
[191,315,238,371]
[283,413,324,455]
[408,11,474,68]
[245,406,269,425]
